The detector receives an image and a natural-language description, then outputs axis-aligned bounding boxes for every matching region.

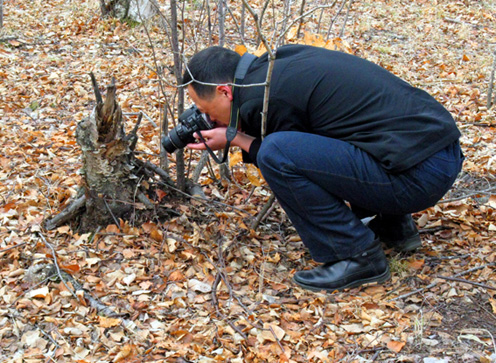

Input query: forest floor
[0,0,496,362]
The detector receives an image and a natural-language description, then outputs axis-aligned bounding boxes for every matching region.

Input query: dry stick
[250,193,276,230]
[123,112,158,128]
[435,275,496,291]
[179,236,282,345]
[137,0,175,170]
[487,50,496,109]
[44,195,85,230]
[240,2,246,43]
[224,3,248,48]
[0,242,28,254]
[276,3,339,47]
[103,198,121,231]
[389,262,496,302]
[279,0,292,46]
[339,0,353,38]
[37,232,79,300]
[218,0,225,46]
[241,1,275,139]
[8,275,57,308]
[296,0,307,38]
[326,0,348,41]
[269,325,285,353]
[437,187,496,204]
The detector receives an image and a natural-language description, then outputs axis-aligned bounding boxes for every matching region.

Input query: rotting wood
[43,74,178,232]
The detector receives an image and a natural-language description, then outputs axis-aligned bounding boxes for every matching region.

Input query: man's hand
[187,127,228,151]
[187,127,256,153]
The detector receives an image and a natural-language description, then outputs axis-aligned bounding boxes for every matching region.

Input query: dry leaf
[489,298,496,314]
[188,278,212,293]
[150,228,163,242]
[99,316,121,328]
[408,259,424,270]
[387,340,406,353]
[28,286,50,298]
[260,324,286,342]
[246,164,264,187]
[235,44,247,56]
[229,151,243,167]
[113,344,134,362]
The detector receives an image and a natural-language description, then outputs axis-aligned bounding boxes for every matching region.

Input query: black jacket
[238,45,461,173]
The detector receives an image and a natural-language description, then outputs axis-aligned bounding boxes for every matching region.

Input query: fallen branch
[44,195,86,231]
[0,242,28,255]
[37,232,78,300]
[487,50,496,109]
[389,262,496,302]
[435,275,496,291]
[439,187,496,203]
[250,193,276,230]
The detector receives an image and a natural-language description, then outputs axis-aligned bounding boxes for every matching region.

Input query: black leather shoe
[369,214,421,252]
[292,240,390,292]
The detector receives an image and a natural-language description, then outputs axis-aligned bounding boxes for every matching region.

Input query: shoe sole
[383,233,422,252]
[292,267,391,292]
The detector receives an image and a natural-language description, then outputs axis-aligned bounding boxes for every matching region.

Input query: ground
[0,0,495,362]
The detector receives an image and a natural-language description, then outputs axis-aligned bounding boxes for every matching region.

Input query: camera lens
[161,128,186,153]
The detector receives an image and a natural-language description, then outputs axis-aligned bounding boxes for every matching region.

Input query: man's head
[183,47,240,125]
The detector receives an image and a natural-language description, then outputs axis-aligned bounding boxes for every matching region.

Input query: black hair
[182,46,240,99]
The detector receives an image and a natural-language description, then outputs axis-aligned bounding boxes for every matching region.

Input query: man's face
[187,84,232,126]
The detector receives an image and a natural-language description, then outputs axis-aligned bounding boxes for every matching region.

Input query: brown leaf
[61,263,80,274]
[99,316,121,328]
[387,340,406,353]
[408,259,424,270]
[113,344,134,362]
[235,44,247,56]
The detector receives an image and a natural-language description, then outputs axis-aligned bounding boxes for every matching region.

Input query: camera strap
[199,52,257,164]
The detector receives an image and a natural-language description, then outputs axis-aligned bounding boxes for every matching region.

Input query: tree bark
[100,0,159,21]
[44,75,176,232]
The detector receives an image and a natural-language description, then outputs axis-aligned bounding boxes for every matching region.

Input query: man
[182,45,463,292]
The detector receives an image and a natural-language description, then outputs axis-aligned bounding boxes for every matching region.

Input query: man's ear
[216,85,233,101]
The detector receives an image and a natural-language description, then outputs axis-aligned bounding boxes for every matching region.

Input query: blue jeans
[257,132,464,263]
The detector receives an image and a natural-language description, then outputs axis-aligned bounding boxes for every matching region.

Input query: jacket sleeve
[240,98,308,165]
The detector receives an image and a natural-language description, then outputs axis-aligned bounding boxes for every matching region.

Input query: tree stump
[44,75,177,232]
[99,0,160,22]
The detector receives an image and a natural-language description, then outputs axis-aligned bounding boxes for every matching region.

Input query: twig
[339,0,353,38]
[211,273,222,316]
[435,275,496,291]
[389,263,496,302]
[44,195,86,231]
[487,50,496,109]
[8,274,57,308]
[438,187,496,203]
[296,0,306,39]
[103,198,122,230]
[37,232,79,300]
[90,72,103,104]
[268,325,285,353]
[250,193,276,230]
[0,242,27,254]
[123,112,158,128]
[444,17,483,29]
[425,253,470,261]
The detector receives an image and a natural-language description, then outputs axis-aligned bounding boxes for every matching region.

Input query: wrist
[232,132,255,153]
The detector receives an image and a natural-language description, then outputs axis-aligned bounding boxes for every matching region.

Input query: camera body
[161,105,213,153]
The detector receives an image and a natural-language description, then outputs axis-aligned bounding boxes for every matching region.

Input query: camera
[161,105,213,153]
